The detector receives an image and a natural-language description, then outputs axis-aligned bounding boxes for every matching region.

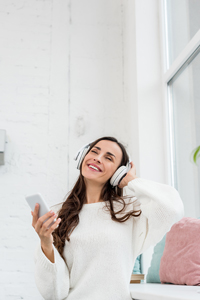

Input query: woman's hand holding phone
[31,204,61,262]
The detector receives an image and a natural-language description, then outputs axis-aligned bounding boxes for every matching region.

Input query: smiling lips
[88,164,102,172]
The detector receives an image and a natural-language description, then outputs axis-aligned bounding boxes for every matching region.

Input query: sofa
[130,217,200,300]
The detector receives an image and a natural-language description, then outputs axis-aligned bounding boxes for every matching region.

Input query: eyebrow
[93,146,116,158]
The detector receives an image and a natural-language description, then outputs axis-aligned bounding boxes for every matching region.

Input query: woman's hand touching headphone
[118,161,138,189]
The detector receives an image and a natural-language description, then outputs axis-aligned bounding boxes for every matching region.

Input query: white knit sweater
[34,178,184,300]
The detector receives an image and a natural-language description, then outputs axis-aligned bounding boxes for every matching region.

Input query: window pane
[168,49,200,217]
[166,0,200,66]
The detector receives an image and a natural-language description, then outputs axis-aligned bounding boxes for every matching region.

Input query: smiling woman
[52,137,142,244]
[81,139,124,195]
[33,136,184,300]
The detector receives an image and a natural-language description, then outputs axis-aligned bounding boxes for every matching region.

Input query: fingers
[32,203,39,228]
[34,210,57,233]
[39,213,57,234]
[39,215,61,237]
[45,217,62,235]
[39,210,56,224]
[130,161,136,173]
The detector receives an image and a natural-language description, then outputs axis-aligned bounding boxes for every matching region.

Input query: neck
[84,179,104,204]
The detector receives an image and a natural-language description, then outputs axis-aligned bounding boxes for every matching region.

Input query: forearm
[41,244,54,263]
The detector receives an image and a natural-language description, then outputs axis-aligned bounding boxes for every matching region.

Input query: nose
[94,155,101,163]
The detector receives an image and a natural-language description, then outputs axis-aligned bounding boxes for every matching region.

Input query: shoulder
[49,201,64,214]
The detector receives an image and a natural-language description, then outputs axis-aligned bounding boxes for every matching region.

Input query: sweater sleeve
[34,241,70,300]
[34,202,70,300]
[127,178,185,256]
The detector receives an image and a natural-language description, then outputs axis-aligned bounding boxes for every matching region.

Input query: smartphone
[25,193,57,229]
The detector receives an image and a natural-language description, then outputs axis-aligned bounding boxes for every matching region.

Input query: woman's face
[81,140,123,186]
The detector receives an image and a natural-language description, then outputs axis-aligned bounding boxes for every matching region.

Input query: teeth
[89,165,100,171]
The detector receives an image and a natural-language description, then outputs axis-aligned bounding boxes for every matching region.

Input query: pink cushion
[159,217,200,286]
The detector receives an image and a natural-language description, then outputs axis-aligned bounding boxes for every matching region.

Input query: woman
[32,136,184,300]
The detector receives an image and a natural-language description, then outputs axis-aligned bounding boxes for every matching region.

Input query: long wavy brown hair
[52,136,142,264]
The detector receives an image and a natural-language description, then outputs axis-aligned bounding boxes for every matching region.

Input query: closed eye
[91,150,112,161]
[106,157,112,161]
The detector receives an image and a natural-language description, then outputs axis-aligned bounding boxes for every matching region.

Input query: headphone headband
[74,141,94,161]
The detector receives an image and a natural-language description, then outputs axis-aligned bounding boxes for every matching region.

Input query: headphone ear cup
[77,146,90,170]
[110,166,128,187]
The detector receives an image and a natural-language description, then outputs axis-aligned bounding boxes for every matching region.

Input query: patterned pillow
[159,217,200,285]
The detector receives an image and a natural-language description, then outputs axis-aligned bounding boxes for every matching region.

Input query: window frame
[160,0,200,188]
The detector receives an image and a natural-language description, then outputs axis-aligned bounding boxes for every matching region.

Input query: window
[162,0,200,217]
[165,0,200,67]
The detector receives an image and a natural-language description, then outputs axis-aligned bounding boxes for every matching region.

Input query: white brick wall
[0,0,140,299]
[0,0,165,298]
[0,0,54,299]
[0,0,55,298]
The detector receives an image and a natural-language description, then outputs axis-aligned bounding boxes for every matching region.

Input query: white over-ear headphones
[74,141,132,187]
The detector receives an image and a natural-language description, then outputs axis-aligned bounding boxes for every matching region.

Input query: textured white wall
[133,0,165,281]
[0,1,57,299]
[67,0,140,191]
[0,1,55,299]
[0,0,140,298]
[0,0,167,297]
[135,0,165,183]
